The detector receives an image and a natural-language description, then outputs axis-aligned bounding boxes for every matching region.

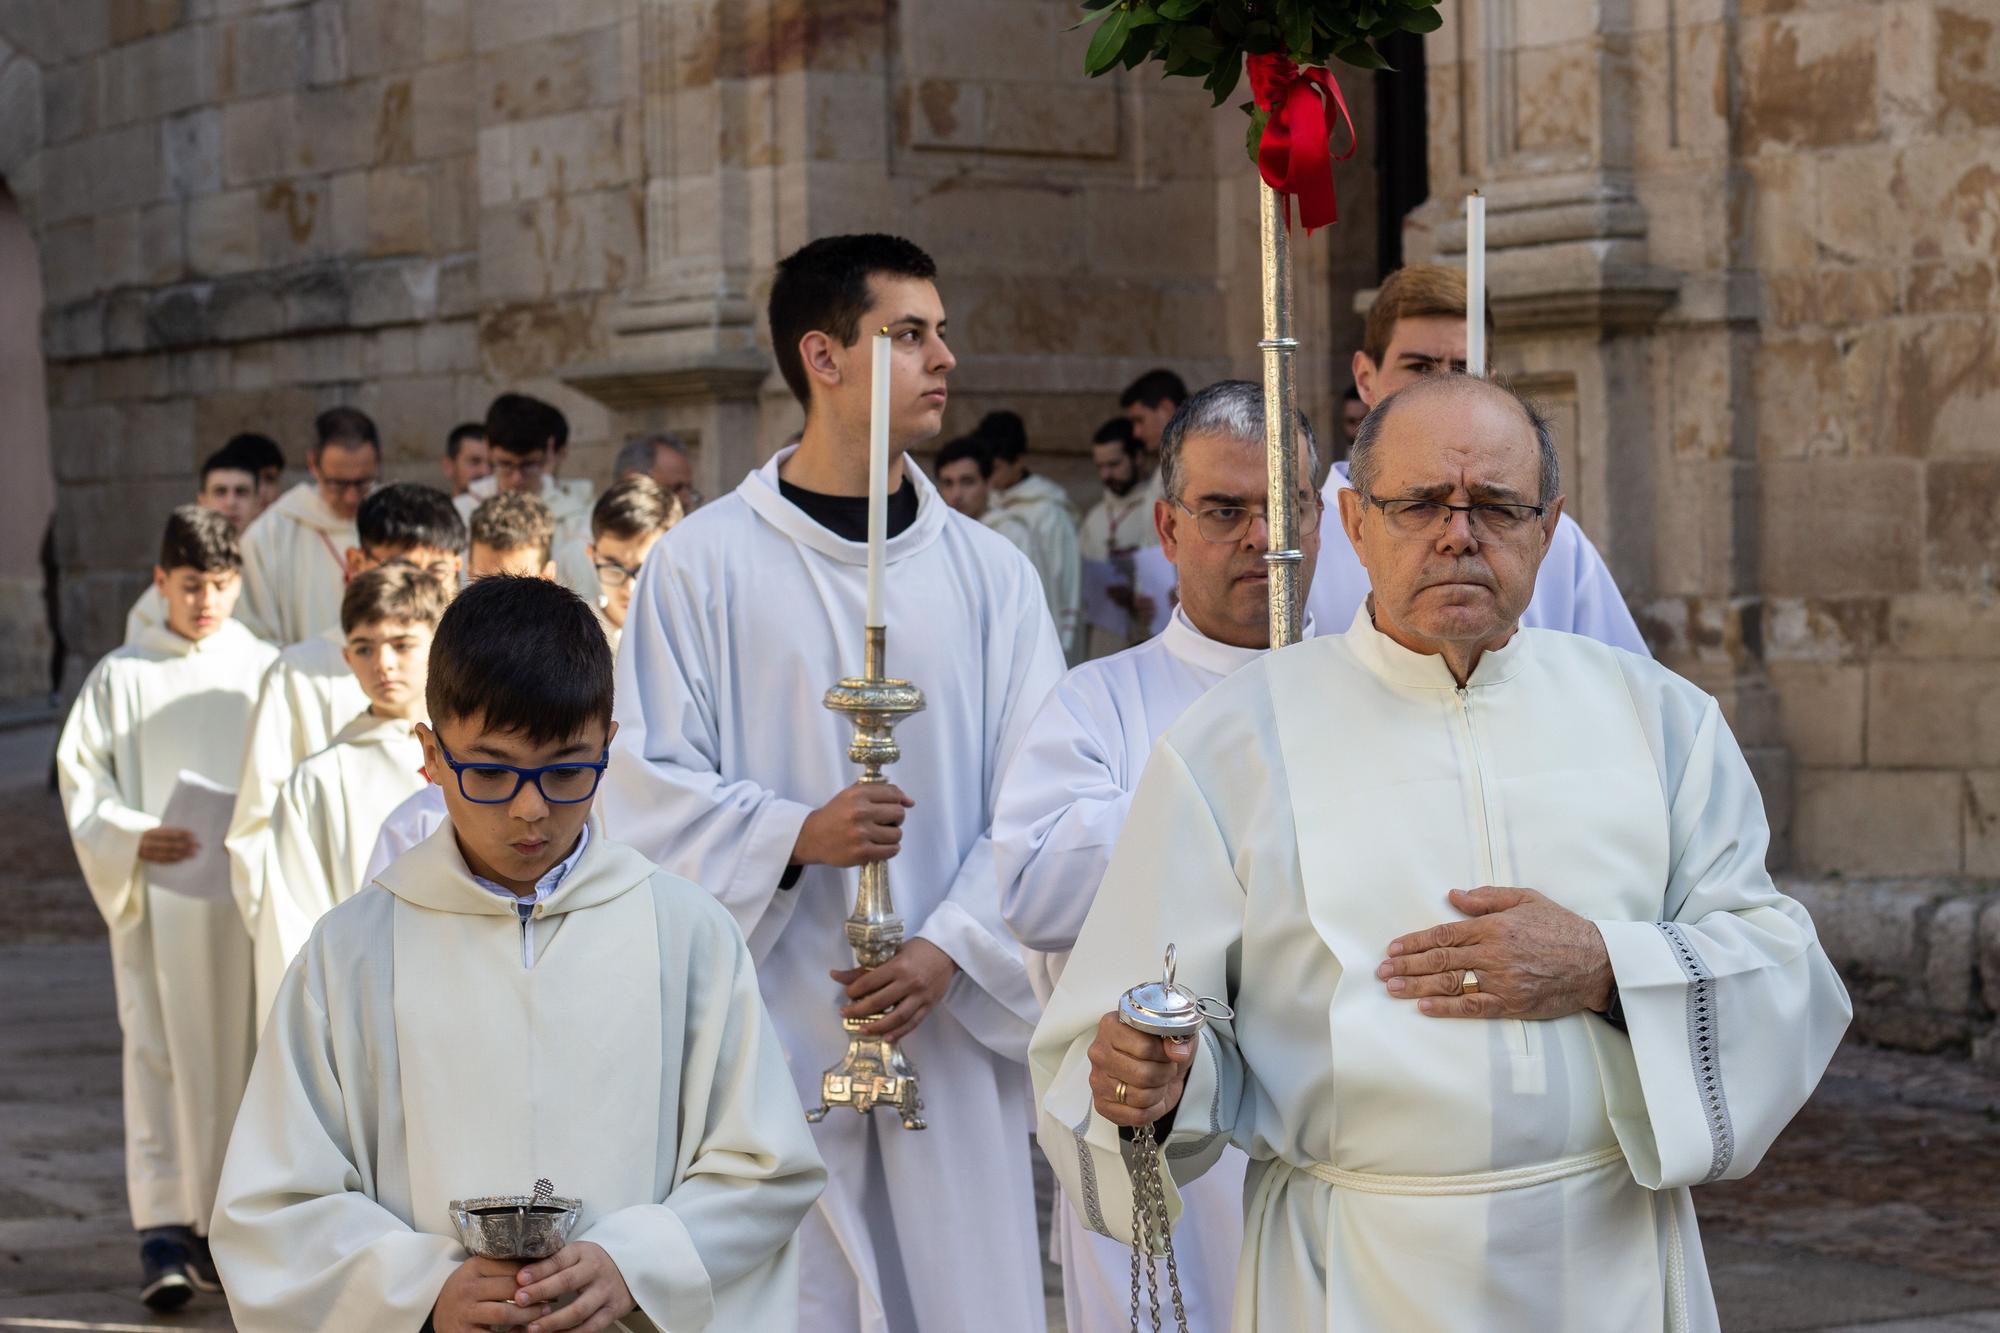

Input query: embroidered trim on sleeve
[1071,1113,1110,1234]
[1657,922,1736,1183]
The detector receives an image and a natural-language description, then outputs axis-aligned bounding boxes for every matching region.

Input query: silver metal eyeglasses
[1362,494,1545,539]
[1172,493,1323,545]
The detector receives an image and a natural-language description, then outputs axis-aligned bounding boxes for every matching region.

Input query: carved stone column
[559,0,781,502]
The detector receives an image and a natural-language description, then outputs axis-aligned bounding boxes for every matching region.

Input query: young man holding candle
[603,233,1065,1333]
[210,576,827,1332]
[1307,263,1649,655]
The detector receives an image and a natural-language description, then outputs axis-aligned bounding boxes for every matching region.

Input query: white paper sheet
[150,770,238,901]
[1081,555,1135,635]
[1131,545,1177,636]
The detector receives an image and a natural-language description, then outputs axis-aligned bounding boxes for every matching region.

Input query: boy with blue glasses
[211,575,826,1333]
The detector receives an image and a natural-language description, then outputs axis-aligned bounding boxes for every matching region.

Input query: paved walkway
[4,721,1996,1331]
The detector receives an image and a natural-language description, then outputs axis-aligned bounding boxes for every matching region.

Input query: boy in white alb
[57,506,279,1311]
[255,564,450,1021]
[587,474,682,653]
[227,483,466,1009]
[212,576,827,1332]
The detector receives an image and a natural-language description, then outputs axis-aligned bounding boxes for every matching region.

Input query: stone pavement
[3,720,1997,1332]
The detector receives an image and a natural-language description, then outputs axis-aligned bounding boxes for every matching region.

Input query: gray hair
[1157,379,1321,504]
[614,431,688,479]
[1348,375,1559,506]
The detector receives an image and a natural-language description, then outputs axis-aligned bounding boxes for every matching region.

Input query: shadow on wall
[0,176,56,706]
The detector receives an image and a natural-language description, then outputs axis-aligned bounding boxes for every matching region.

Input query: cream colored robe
[55,620,278,1231]
[1077,472,1162,662]
[1033,611,1851,1331]
[210,825,827,1332]
[604,449,1061,1333]
[236,482,356,645]
[225,631,369,1008]
[123,584,165,644]
[995,608,1313,1333]
[989,472,1082,659]
[255,710,426,1023]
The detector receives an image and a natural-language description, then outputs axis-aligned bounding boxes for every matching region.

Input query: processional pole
[1073,5,1440,1327]
[1259,181,1304,651]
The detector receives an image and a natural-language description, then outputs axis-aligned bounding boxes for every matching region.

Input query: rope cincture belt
[1300,1144,1627,1197]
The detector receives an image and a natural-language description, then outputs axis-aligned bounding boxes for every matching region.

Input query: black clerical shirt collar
[778,476,919,542]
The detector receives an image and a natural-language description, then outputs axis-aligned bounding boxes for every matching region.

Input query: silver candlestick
[806,624,927,1130]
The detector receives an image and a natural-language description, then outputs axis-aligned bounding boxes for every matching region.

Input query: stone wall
[2,0,1346,668]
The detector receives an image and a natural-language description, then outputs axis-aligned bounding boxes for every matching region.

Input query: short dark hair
[1342,385,1364,404]
[223,432,285,476]
[341,563,452,635]
[1119,369,1188,411]
[469,491,555,564]
[446,422,487,460]
[159,504,240,573]
[768,234,938,408]
[357,482,467,555]
[1091,417,1142,457]
[426,575,613,748]
[932,434,993,479]
[591,475,682,542]
[976,410,1027,463]
[199,444,257,487]
[313,406,380,457]
[483,393,568,460]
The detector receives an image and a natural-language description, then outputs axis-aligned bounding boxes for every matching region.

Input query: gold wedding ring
[1460,970,1480,996]
[1114,1080,1128,1105]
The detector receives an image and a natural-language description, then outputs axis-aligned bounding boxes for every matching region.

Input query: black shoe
[139,1237,195,1312]
[186,1233,222,1294]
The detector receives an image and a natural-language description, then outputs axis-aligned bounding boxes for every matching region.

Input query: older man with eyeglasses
[236,406,382,645]
[994,378,1321,1333]
[1031,373,1851,1332]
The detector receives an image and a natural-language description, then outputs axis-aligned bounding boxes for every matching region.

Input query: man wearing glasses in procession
[237,407,382,646]
[994,379,1325,1331]
[1030,372,1850,1331]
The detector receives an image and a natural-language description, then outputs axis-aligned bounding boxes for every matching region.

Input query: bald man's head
[1349,374,1557,509]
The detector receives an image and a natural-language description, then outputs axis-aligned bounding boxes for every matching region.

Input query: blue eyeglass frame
[434,739,610,805]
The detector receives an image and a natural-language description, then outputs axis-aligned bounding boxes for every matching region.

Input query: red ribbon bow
[1247,53,1357,234]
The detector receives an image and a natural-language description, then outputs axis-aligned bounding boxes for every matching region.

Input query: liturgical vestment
[995,607,1315,1333]
[224,630,369,1010]
[210,826,827,1332]
[1033,611,1850,1331]
[55,621,277,1232]
[236,483,355,645]
[603,449,1062,1333]
[256,710,426,1022]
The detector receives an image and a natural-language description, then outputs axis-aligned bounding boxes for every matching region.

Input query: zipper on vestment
[1456,686,1532,1060]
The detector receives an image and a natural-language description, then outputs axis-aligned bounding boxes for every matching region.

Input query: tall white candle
[1466,191,1487,379]
[865,331,891,628]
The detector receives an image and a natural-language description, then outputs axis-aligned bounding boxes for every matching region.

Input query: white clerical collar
[736,445,949,566]
[1160,606,1318,677]
[1342,601,1531,689]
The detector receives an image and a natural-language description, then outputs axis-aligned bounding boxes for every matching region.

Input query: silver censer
[807,624,927,1130]
[1116,945,1233,1333]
